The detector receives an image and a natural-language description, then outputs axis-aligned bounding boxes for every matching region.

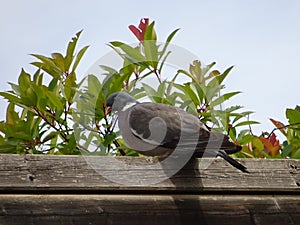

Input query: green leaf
[234,120,260,127]
[24,87,38,106]
[48,77,59,91]
[286,108,300,124]
[34,86,47,111]
[252,137,264,151]
[216,66,234,85]
[109,41,126,48]
[159,28,180,61]
[166,28,180,43]
[18,69,31,93]
[177,69,191,77]
[157,81,167,98]
[282,143,294,157]
[31,54,62,75]
[295,105,300,112]
[202,62,216,77]
[144,21,157,41]
[151,96,172,104]
[174,83,200,106]
[206,66,233,99]
[102,72,126,96]
[143,22,158,68]
[103,132,117,147]
[143,40,159,69]
[52,52,65,71]
[87,75,102,96]
[17,70,38,106]
[8,82,21,95]
[109,41,146,63]
[206,76,223,101]
[42,131,58,143]
[29,114,42,138]
[100,65,119,75]
[189,60,203,83]
[142,83,157,100]
[31,54,57,67]
[225,105,243,113]
[292,148,300,159]
[228,126,236,140]
[6,103,19,125]
[238,134,255,145]
[206,70,221,80]
[208,91,241,109]
[0,92,22,104]
[33,69,43,86]
[65,30,82,70]
[31,62,61,78]
[190,82,205,104]
[232,111,254,124]
[72,45,89,72]
[0,144,17,153]
[47,91,64,110]
[130,88,147,100]
[64,72,77,102]
[67,134,77,150]
[158,50,171,74]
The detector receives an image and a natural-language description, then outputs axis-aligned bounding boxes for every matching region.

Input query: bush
[0,19,299,159]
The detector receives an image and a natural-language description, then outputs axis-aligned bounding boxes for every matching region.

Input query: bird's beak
[105,106,112,116]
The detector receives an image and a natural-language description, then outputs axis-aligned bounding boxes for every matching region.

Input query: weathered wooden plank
[0,194,299,225]
[0,154,299,193]
[0,155,299,225]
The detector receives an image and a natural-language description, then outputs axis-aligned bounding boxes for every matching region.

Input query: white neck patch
[121,102,137,111]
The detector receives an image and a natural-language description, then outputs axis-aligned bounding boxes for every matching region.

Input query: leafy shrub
[0,18,298,159]
[0,31,88,154]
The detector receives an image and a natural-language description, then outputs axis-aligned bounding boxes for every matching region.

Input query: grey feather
[106,92,248,173]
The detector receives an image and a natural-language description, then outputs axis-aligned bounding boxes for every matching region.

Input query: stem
[33,107,69,143]
[248,114,254,136]
[267,122,300,139]
[63,102,72,135]
[153,68,162,83]
[102,104,125,155]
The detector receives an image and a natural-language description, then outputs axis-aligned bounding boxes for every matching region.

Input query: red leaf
[128,18,150,43]
[269,133,280,147]
[128,25,143,42]
[270,118,286,135]
[259,133,281,156]
[138,18,149,32]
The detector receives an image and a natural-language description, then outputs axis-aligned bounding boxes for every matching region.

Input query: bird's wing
[128,102,240,154]
[128,103,209,148]
[125,101,246,173]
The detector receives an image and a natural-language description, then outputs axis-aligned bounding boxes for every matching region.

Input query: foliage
[0,31,88,154]
[0,18,298,159]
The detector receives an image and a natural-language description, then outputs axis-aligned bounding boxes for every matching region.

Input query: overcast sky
[1,0,299,138]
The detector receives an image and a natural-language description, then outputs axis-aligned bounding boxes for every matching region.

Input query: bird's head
[105,92,137,114]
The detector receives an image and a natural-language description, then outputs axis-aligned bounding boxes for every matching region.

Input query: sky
[1,0,300,138]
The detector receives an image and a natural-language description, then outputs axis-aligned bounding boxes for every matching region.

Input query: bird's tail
[217,151,249,173]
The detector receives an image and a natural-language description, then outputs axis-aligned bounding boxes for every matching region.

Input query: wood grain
[0,154,299,225]
[0,194,299,225]
[0,154,299,192]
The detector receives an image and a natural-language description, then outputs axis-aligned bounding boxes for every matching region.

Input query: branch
[267,122,300,138]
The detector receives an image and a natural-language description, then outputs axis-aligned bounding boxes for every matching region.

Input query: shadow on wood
[0,154,299,225]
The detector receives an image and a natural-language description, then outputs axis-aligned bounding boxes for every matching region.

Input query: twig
[153,68,162,83]
[33,107,69,143]
[248,114,254,136]
[267,122,300,138]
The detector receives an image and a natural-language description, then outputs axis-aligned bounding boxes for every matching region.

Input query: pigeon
[106,92,248,173]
